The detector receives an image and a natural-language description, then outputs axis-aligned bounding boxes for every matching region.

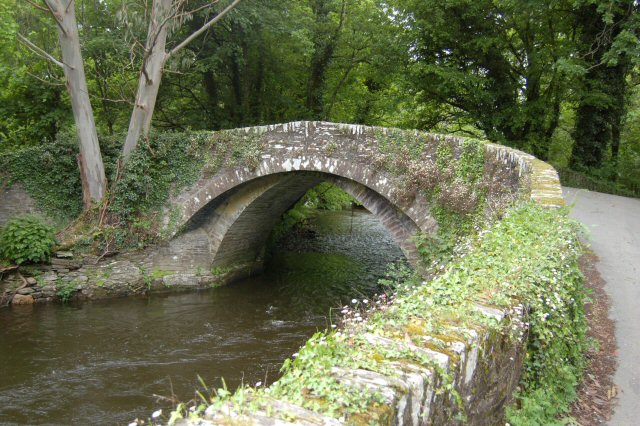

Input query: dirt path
[563,188,640,426]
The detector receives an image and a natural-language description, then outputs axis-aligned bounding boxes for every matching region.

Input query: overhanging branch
[166,0,241,60]
[17,33,67,69]
[42,0,68,36]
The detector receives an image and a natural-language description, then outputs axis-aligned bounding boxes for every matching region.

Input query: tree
[306,0,346,119]
[122,0,241,158]
[0,1,68,148]
[18,0,107,206]
[391,0,575,159]
[17,0,241,206]
[570,0,639,170]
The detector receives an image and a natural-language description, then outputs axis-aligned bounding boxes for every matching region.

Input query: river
[0,209,404,425]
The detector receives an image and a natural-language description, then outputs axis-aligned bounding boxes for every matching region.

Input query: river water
[0,209,404,425]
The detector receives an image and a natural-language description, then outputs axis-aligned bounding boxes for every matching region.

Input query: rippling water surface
[0,209,404,425]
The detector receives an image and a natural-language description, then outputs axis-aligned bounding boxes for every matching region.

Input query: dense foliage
[2,0,637,195]
[0,215,57,264]
[1,128,265,253]
[165,203,586,425]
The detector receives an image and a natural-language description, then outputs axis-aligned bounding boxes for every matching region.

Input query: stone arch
[189,171,422,279]
[153,121,509,283]
[169,122,439,240]
[154,122,449,281]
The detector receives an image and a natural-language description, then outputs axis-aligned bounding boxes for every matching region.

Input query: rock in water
[12,294,34,305]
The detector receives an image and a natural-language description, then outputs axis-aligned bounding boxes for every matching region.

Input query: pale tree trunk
[122,0,242,160]
[122,0,172,158]
[48,0,106,207]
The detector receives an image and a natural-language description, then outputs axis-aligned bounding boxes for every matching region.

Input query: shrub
[0,215,57,264]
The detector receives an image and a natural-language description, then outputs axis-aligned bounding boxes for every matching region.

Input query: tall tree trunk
[251,40,265,123]
[306,0,345,119]
[570,1,632,170]
[230,52,244,125]
[53,0,106,206]
[122,0,172,159]
[610,63,626,166]
[202,70,220,128]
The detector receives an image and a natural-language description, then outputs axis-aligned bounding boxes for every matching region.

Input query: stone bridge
[141,121,539,285]
[1,121,567,424]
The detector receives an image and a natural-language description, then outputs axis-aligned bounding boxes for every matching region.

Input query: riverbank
[0,209,404,425]
[0,251,226,307]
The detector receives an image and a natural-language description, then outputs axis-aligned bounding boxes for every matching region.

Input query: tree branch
[42,0,68,36]
[26,71,65,86]
[17,33,67,69]
[179,1,221,19]
[166,0,241,59]
[26,0,48,13]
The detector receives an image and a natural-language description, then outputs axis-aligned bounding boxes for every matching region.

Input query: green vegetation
[268,182,359,245]
[168,203,586,424]
[55,279,78,303]
[2,0,637,199]
[0,215,56,265]
[371,130,494,265]
[211,265,233,278]
[1,129,267,257]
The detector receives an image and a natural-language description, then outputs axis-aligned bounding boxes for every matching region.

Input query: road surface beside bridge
[563,187,640,426]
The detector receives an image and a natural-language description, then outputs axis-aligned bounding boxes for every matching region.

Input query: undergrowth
[159,203,586,425]
[0,215,56,264]
[1,129,266,256]
[268,182,359,245]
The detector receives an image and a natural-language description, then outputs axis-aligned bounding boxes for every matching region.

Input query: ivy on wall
[2,129,266,252]
[165,203,586,425]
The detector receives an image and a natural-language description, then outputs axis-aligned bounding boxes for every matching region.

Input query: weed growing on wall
[2,129,268,254]
[105,129,266,250]
[1,135,87,221]
[166,203,586,424]
[0,131,125,223]
[55,279,78,302]
[369,129,495,266]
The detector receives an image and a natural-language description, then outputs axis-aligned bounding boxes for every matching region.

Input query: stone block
[12,294,34,305]
[54,251,74,259]
[42,271,58,282]
[201,396,341,426]
[51,258,82,270]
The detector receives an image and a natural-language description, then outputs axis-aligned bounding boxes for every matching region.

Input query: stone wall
[181,305,528,426]
[169,133,564,426]
[0,184,43,227]
[0,123,566,425]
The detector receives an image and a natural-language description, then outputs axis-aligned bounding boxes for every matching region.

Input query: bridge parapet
[165,123,567,426]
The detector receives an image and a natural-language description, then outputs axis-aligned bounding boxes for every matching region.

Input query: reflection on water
[0,209,404,425]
